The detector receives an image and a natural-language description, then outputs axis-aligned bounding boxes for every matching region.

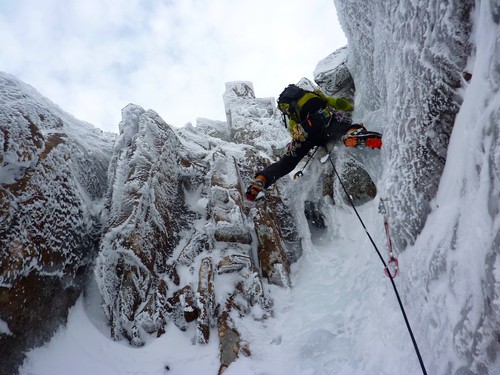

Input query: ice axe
[293,146,319,179]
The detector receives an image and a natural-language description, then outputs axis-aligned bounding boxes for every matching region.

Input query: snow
[21,202,394,375]
[20,297,220,375]
[0,319,12,336]
[16,1,500,375]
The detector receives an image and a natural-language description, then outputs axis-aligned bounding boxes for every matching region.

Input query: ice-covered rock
[94,104,200,345]
[89,86,303,371]
[314,46,355,100]
[334,0,474,248]
[0,72,113,374]
[195,118,231,142]
[7,1,500,374]
[223,81,290,154]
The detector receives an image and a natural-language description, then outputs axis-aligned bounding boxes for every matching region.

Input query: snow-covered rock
[334,0,474,249]
[0,72,113,374]
[195,118,231,142]
[87,88,304,373]
[94,104,200,345]
[223,81,290,154]
[314,45,355,100]
[333,1,500,374]
[12,1,500,375]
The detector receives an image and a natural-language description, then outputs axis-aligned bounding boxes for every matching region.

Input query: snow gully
[327,153,428,375]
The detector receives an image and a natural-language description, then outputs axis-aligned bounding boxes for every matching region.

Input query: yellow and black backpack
[277,84,327,125]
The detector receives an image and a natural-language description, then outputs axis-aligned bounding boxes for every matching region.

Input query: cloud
[0,0,347,133]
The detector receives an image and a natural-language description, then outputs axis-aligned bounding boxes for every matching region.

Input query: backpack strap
[286,100,302,123]
[282,111,287,128]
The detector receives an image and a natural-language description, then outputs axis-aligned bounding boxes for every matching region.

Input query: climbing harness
[326,153,428,375]
[378,198,399,279]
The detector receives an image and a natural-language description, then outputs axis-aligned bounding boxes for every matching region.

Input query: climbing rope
[327,154,428,375]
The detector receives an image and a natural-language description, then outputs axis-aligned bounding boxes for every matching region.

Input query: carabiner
[384,257,399,279]
[293,170,304,179]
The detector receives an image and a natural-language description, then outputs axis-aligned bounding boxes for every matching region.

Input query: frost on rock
[196,257,215,344]
[195,118,231,142]
[334,0,474,248]
[334,152,377,207]
[206,150,273,373]
[83,83,305,371]
[223,81,290,154]
[0,72,113,373]
[332,1,500,374]
[252,196,292,288]
[93,99,297,362]
[95,104,198,345]
[314,45,355,101]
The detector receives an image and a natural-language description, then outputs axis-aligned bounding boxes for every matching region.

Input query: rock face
[336,153,377,207]
[333,0,474,248]
[0,72,113,374]
[91,87,303,373]
[94,104,198,345]
[314,46,355,101]
[0,59,361,373]
[223,81,290,153]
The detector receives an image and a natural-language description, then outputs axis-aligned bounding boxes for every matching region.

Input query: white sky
[0,0,347,133]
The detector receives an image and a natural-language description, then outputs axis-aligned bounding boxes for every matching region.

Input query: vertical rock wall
[0,73,112,375]
[333,0,474,248]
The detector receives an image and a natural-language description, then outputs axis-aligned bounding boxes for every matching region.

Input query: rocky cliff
[334,0,474,248]
[0,73,321,374]
[0,72,113,374]
[4,1,498,373]
[93,82,308,374]
[0,42,383,372]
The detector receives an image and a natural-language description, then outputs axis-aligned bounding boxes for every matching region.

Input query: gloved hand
[245,175,267,201]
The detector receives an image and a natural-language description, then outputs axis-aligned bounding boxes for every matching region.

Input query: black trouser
[308,110,355,141]
[257,114,357,187]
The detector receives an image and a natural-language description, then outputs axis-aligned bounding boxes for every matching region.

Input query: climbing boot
[342,127,382,149]
[245,175,267,201]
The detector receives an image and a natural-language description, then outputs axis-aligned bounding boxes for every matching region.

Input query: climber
[245,83,382,201]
